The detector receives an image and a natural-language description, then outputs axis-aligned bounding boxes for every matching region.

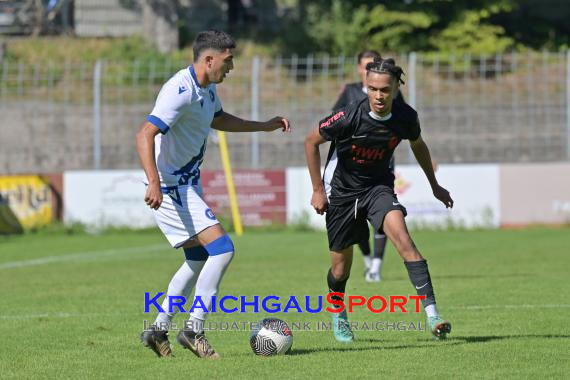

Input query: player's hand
[266,117,291,132]
[311,189,328,215]
[144,184,163,210]
[432,184,453,209]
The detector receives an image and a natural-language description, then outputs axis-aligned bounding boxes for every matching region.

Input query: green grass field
[1,227,569,379]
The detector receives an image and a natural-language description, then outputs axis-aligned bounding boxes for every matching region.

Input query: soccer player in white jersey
[136,30,291,359]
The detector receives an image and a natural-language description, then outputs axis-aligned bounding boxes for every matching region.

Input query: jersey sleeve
[147,75,192,134]
[404,114,421,141]
[395,102,421,141]
[318,107,353,141]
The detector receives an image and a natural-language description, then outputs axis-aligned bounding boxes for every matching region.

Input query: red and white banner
[202,170,286,226]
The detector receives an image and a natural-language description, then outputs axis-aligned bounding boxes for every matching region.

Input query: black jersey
[319,98,421,205]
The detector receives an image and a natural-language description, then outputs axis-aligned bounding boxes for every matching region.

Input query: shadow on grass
[455,334,570,343]
[287,334,570,356]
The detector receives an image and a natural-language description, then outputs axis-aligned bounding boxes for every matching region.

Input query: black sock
[373,234,387,260]
[358,239,371,256]
[405,260,436,307]
[327,269,349,309]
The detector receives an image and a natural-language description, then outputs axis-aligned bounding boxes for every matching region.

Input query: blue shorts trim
[184,246,209,261]
[204,235,234,256]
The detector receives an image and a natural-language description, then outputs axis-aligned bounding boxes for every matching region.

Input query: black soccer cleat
[140,326,173,358]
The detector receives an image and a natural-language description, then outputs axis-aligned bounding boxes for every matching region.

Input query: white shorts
[152,184,219,248]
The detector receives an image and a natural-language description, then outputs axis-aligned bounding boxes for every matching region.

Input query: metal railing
[0,52,569,174]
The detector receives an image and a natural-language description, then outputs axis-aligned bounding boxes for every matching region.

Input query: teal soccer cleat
[332,309,354,343]
[428,316,452,340]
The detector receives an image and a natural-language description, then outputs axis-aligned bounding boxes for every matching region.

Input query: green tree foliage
[365,5,435,53]
[429,5,515,54]
[304,1,435,55]
[288,0,566,54]
[304,0,368,55]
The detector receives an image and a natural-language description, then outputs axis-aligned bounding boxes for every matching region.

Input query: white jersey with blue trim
[147,65,223,187]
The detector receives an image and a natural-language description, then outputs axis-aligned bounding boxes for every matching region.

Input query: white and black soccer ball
[250,318,293,356]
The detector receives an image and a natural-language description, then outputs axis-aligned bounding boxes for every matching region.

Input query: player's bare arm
[135,121,163,210]
[211,111,291,132]
[410,135,454,209]
[304,128,328,214]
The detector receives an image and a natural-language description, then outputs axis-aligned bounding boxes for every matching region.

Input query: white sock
[363,255,372,270]
[188,250,234,333]
[154,260,206,329]
[425,304,440,318]
[187,315,205,334]
[370,258,382,274]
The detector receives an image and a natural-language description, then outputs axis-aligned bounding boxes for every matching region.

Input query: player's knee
[204,234,235,256]
[330,265,350,281]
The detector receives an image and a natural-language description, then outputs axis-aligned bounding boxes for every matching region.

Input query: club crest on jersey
[209,89,215,102]
[205,208,216,220]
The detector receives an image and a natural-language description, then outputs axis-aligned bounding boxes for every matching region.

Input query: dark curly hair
[365,57,405,85]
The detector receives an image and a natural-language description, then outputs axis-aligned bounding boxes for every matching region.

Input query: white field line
[0,312,131,320]
[0,244,168,270]
[1,304,570,320]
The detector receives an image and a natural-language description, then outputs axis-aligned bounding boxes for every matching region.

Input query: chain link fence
[1,52,569,174]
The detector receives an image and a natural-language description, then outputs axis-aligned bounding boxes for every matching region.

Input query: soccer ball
[249,318,293,356]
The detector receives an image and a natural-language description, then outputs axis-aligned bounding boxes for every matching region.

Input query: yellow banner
[0,175,53,233]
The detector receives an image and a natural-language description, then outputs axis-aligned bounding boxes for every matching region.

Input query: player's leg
[366,157,394,283]
[382,210,451,339]
[328,246,356,343]
[366,232,387,282]
[325,202,367,343]
[177,226,233,359]
[141,243,207,357]
[141,185,210,357]
[357,237,372,274]
[154,243,207,328]
[328,246,353,307]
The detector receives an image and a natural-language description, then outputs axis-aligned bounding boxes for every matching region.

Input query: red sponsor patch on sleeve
[319,111,345,129]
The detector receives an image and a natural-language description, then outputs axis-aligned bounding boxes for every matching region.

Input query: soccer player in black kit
[333,50,405,283]
[305,57,453,342]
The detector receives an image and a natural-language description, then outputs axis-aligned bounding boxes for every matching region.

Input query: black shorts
[325,185,407,251]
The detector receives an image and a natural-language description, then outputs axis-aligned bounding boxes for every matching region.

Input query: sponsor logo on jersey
[351,144,386,162]
[162,186,182,206]
[320,111,345,129]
